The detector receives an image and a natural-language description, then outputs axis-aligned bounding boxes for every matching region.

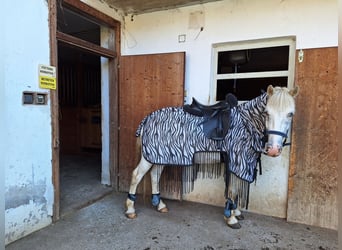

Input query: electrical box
[23,92,34,104]
[36,94,46,104]
[23,92,48,105]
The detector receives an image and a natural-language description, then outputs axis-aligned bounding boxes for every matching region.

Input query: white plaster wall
[3,0,53,245]
[100,27,111,185]
[248,148,291,216]
[117,0,337,218]
[121,0,337,104]
[82,0,124,22]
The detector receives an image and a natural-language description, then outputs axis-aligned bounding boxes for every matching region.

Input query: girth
[184,93,238,140]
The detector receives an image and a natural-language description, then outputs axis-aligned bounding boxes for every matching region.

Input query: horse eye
[287,112,294,118]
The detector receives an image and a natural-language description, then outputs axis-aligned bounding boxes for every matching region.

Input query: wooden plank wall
[118,52,185,192]
[287,47,338,229]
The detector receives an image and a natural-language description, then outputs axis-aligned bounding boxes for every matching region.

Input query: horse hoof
[158,207,169,213]
[236,214,245,220]
[224,216,241,229]
[228,222,241,229]
[125,213,137,219]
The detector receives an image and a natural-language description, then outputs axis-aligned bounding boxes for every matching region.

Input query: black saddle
[183,93,238,140]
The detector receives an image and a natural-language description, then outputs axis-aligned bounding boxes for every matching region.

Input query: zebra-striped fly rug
[136,93,267,184]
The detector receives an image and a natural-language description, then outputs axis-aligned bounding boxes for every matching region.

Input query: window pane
[58,7,101,45]
[216,77,288,101]
[217,46,289,74]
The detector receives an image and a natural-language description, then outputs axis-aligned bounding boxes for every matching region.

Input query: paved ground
[59,154,113,217]
[6,192,338,250]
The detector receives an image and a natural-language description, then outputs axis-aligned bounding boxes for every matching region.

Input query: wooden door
[119,52,185,192]
[287,48,338,229]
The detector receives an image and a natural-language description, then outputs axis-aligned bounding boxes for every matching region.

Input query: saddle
[183,93,238,140]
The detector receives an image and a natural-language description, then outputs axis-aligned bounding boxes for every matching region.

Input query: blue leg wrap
[128,193,137,202]
[151,193,160,207]
[230,198,237,210]
[224,199,233,217]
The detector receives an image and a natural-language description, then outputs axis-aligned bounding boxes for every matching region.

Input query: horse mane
[267,87,295,113]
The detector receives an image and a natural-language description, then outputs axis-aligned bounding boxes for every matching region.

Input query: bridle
[256,129,291,176]
[263,129,291,149]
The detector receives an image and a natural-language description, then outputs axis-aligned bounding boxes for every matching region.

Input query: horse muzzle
[264,144,282,157]
[263,130,289,157]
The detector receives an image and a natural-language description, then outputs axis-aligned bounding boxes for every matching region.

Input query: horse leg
[232,196,244,220]
[233,208,244,220]
[125,156,153,219]
[150,165,168,213]
[224,198,241,229]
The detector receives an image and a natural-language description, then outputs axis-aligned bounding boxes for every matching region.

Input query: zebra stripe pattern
[136,93,267,183]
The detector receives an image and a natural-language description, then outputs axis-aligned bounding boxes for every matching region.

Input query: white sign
[39,64,56,90]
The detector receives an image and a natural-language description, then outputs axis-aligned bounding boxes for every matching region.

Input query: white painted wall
[121,0,337,104]
[3,0,53,245]
[115,0,337,217]
[100,27,111,185]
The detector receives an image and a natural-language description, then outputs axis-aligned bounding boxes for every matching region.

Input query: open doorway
[58,45,112,216]
[55,2,119,217]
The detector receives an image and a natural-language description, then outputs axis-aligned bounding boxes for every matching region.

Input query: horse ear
[289,85,299,97]
[267,85,274,96]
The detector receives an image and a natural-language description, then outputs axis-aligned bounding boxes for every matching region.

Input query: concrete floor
[6,191,338,250]
[60,154,113,216]
[5,153,338,249]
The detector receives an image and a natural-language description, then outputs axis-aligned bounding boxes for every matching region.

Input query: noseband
[257,129,291,176]
[263,129,291,147]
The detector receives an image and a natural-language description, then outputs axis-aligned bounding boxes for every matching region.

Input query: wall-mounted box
[36,93,47,104]
[23,92,34,104]
[23,92,48,105]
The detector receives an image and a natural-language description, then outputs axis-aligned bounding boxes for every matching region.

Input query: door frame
[209,36,296,218]
[49,0,121,221]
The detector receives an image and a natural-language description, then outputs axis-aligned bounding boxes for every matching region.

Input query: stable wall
[114,0,337,229]
[83,0,338,229]
[3,1,54,244]
[121,0,337,103]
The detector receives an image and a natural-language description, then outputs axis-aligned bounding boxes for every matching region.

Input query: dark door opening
[57,6,113,216]
[215,46,290,101]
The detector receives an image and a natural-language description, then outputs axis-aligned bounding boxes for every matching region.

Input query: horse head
[264,85,299,157]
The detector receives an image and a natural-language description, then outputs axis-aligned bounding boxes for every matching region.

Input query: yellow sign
[39,64,56,90]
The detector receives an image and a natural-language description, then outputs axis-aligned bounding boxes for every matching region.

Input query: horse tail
[135,116,146,160]
[135,127,143,157]
[135,116,147,137]
[136,132,142,162]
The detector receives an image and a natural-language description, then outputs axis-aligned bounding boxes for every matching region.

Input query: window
[210,37,296,102]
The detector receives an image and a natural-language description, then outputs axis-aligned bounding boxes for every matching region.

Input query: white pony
[125,85,298,229]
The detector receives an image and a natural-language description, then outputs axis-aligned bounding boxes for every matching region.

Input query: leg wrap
[128,193,137,202]
[230,196,238,210]
[151,193,160,207]
[224,199,234,217]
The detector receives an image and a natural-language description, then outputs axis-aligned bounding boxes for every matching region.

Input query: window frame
[210,36,296,103]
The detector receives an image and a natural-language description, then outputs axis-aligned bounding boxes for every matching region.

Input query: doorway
[51,0,120,219]
[210,36,296,218]
[58,44,112,216]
